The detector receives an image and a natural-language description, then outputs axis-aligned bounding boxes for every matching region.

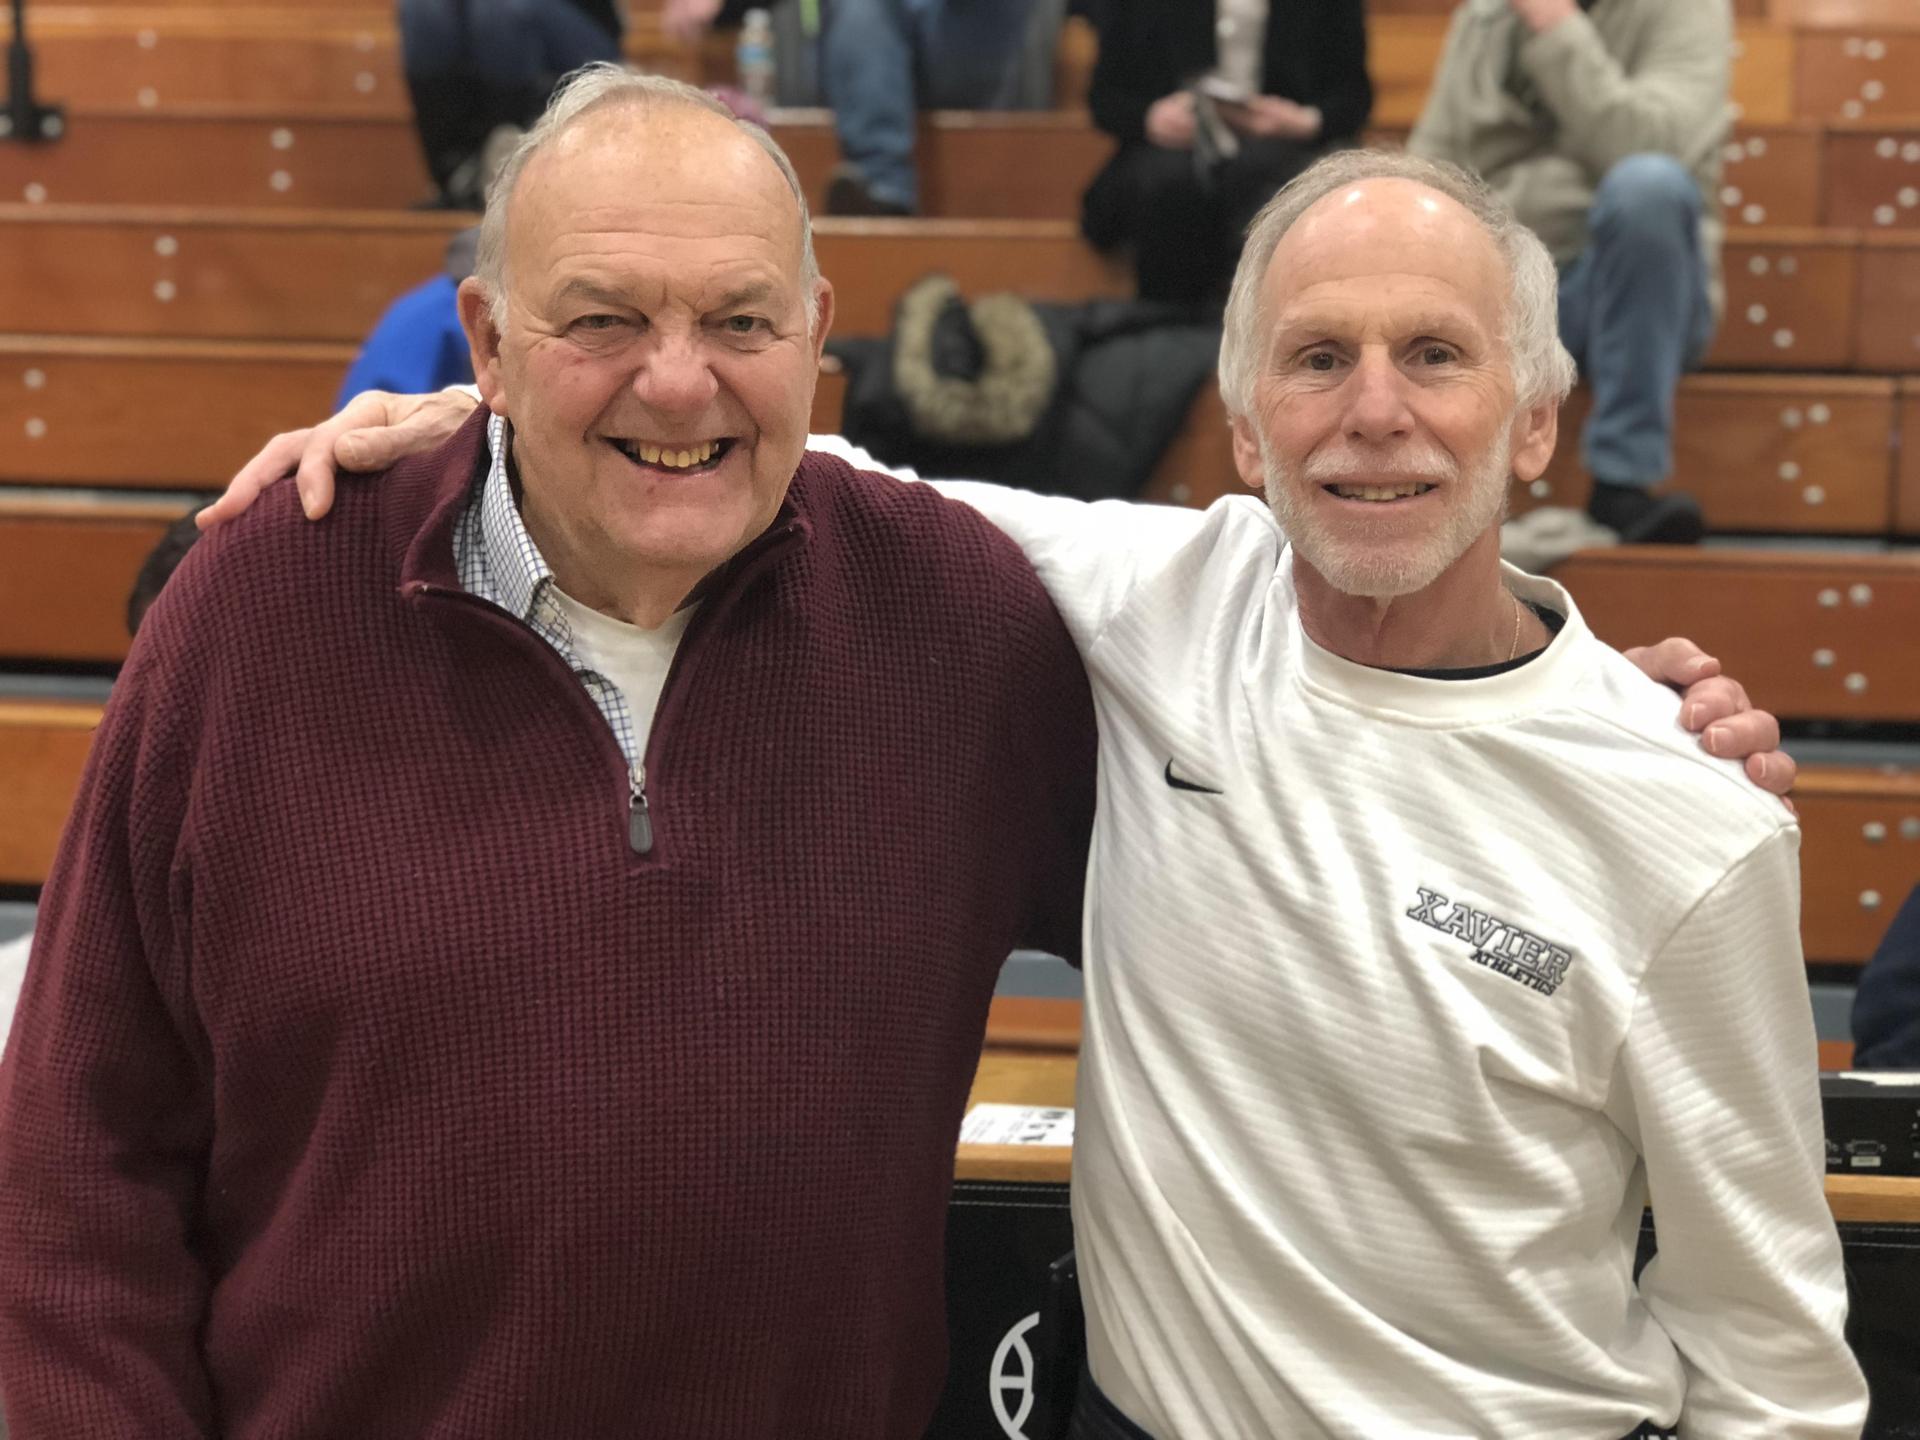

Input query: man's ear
[1510,394,1560,487]
[808,278,835,366]
[1229,411,1266,494]
[457,278,510,417]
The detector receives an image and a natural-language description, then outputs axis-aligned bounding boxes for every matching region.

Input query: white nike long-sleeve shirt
[910,477,1866,1440]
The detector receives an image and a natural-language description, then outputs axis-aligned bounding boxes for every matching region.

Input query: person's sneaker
[1500,506,1620,574]
[824,163,912,217]
[1586,481,1706,545]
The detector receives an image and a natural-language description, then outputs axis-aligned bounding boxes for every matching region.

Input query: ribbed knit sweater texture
[0,412,1097,1438]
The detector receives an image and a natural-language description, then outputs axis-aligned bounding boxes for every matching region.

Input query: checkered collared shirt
[451,414,643,772]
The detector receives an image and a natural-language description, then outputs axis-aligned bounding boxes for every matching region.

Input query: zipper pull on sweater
[628,766,653,855]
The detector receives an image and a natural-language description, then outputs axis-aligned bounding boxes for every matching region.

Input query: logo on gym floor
[989,1311,1041,1439]
[1406,886,1576,997]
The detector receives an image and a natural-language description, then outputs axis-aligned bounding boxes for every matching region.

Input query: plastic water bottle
[737,9,776,110]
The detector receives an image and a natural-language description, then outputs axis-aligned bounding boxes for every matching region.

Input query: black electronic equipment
[1822,1072,1920,1177]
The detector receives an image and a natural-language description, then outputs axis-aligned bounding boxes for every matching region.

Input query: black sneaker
[1587,482,1705,545]
[824,163,912,217]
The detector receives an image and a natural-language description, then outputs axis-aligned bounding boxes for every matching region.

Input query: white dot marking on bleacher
[1902,818,1920,841]
[23,183,46,204]
[1814,648,1836,668]
[1865,80,1888,102]
[1804,485,1826,505]
[154,280,176,302]
[138,88,158,109]
[1168,484,1190,504]
[1729,102,1745,122]
[1783,407,1803,428]
[1846,673,1870,694]
[1748,136,1768,158]
[1773,329,1795,349]
[1845,37,1864,57]
[356,72,377,93]
[1880,138,1900,160]
[137,28,157,48]
[1722,185,1743,207]
[1865,822,1888,842]
[1779,255,1799,274]
[1906,143,1920,164]
[1749,255,1770,276]
[154,235,177,257]
[1819,588,1842,607]
[1845,101,1866,119]
[1851,584,1873,605]
[1810,403,1831,424]
[24,418,46,440]
[1530,479,1550,499]
[1748,303,1769,325]
[1780,460,1802,481]
[355,33,376,52]
[23,369,45,390]
[1743,204,1766,224]
[1901,188,1919,208]
[1876,204,1898,225]
[271,129,295,151]
[1725,141,1745,164]
[1862,889,1883,908]
[1865,39,1887,62]
[270,171,293,192]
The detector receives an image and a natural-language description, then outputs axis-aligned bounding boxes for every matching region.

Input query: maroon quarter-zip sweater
[0,412,1097,1439]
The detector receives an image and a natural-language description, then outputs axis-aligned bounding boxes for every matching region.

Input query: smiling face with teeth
[458,100,833,626]
[1229,177,1558,608]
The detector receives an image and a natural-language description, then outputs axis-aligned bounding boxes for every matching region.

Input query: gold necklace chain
[1506,592,1524,663]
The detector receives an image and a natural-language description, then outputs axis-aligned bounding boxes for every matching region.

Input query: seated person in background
[1410,0,1731,561]
[663,0,1051,216]
[399,0,624,207]
[336,228,479,408]
[1080,0,1371,306]
[1852,883,1920,1069]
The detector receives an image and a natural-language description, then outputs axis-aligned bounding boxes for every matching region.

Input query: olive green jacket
[1407,0,1733,316]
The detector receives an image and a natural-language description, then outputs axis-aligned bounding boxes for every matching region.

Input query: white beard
[1262,432,1512,599]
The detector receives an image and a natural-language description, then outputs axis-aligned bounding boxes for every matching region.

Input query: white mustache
[1301,445,1458,486]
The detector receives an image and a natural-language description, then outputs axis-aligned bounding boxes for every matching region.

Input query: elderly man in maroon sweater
[0,66,1790,1440]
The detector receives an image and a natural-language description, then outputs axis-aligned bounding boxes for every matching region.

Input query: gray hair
[1217,149,1577,418]
[473,63,823,335]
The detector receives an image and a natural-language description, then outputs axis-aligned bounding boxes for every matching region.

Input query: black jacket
[1086,0,1372,146]
[1852,884,1920,1068]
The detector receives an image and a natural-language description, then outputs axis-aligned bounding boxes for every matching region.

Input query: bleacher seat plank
[16,10,405,117]
[1529,376,1897,534]
[1711,228,1860,369]
[1796,765,1920,965]
[774,110,1112,222]
[1854,233,1920,369]
[0,700,99,888]
[1782,0,1920,31]
[1823,126,1920,228]
[1367,14,1453,131]
[0,336,354,488]
[1721,123,1823,228]
[1555,547,1920,721]
[0,112,430,209]
[1733,25,1799,127]
[1899,380,1920,534]
[0,204,462,342]
[1795,32,1920,122]
[0,493,194,664]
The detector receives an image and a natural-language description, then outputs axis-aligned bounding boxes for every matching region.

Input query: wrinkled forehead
[1265,178,1507,330]
[512,102,807,274]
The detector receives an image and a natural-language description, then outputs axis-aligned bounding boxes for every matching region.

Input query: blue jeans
[1557,154,1716,490]
[820,0,1037,209]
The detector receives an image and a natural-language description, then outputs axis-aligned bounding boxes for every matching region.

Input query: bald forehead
[528,100,792,210]
[1268,177,1505,305]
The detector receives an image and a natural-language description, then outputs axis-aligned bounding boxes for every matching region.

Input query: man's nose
[630,332,720,413]
[1342,350,1415,445]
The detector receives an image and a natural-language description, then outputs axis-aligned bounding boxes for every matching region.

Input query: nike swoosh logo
[1164,760,1223,795]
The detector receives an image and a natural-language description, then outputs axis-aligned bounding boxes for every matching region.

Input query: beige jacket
[1407,0,1733,314]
